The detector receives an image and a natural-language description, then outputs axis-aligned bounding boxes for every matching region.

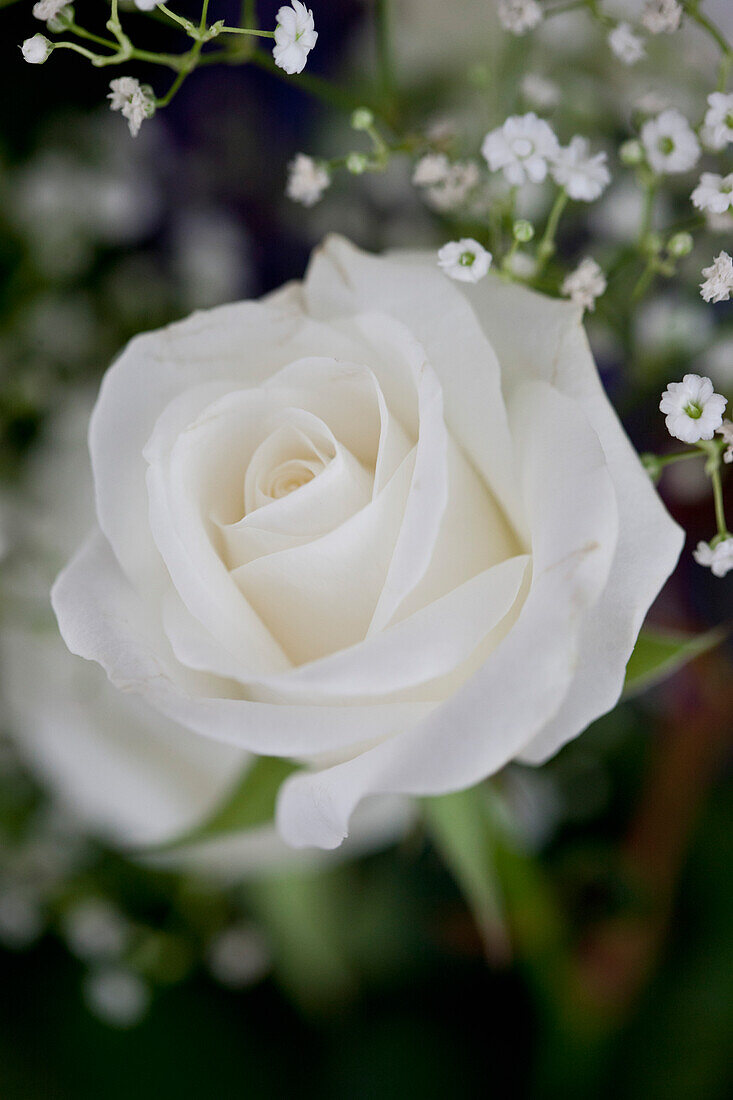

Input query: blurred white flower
[21,33,52,64]
[83,968,150,1028]
[482,113,559,185]
[704,92,733,148]
[423,161,479,211]
[273,1,317,75]
[642,0,682,34]
[207,924,271,988]
[134,0,166,9]
[286,153,330,207]
[608,23,646,65]
[497,0,542,35]
[640,109,700,174]
[437,238,492,282]
[701,251,733,303]
[659,374,727,442]
[108,77,155,138]
[32,0,70,21]
[0,886,44,949]
[693,537,733,577]
[561,257,606,311]
[717,420,733,464]
[551,137,610,201]
[412,153,450,187]
[691,172,733,215]
[62,899,130,962]
[521,73,560,111]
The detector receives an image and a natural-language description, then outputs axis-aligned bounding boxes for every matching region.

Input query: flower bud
[21,33,53,64]
[350,107,374,132]
[513,219,535,243]
[346,152,369,175]
[667,231,694,257]
[619,139,644,166]
[48,4,75,32]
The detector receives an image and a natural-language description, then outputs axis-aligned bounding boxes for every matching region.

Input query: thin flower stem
[710,464,729,537]
[68,22,119,50]
[536,189,568,273]
[375,0,396,107]
[249,50,374,114]
[199,0,211,32]
[658,450,703,468]
[52,40,101,63]
[217,26,275,38]
[157,4,194,33]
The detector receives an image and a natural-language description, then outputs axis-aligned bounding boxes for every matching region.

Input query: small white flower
[83,969,150,1029]
[716,419,733,464]
[497,0,542,36]
[412,153,450,187]
[640,109,700,175]
[107,77,156,138]
[691,172,733,215]
[659,374,727,442]
[701,251,733,304]
[208,925,271,989]
[32,0,70,21]
[641,0,682,34]
[134,0,166,9]
[21,33,52,64]
[285,153,330,206]
[551,137,610,202]
[424,161,480,212]
[608,23,646,65]
[693,537,733,578]
[482,113,559,186]
[561,258,607,311]
[62,899,130,962]
[521,73,560,111]
[703,92,733,150]
[437,239,492,283]
[273,1,317,75]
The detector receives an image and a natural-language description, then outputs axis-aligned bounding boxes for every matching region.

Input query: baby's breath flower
[551,136,610,202]
[608,23,646,65]
[107,77,156,138]
[412,153,450,187]
[521,73,560,111]
[693,537,733,578]
[703,92,733,150]
[83,968,150,1029]
[700,251,733,304]
[691,172,733,215]
[32,0,70,22]
[640,109,700,175]
[561,257,606,311]
[437,239,492,283]
[659,374,727,442]
[21,33,52,64]
[482,113,559,186]
[273,1,317,75]
[716,420,733,464]
[424,161,479,211]
[497,0,542,36]
[642,0,682,34]
[286,153,330,206]
[134,0,166,9]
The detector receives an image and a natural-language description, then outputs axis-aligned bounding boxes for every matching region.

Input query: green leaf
[623,626,728,699]
[146,755,298,853]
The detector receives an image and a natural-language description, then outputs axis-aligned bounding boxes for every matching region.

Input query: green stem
[631,259,657,301]
[536,189,568,273]
[68,22,119,50]
[710,463,729,537]
[249,49,374,114]
[217,26,275,38]
[157,4,194,32]
[199,0,210,33]
[52,40,101,63]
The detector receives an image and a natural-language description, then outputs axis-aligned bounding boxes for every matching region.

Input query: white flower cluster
[691,173,733,215]
[659,374,727,443]
[32,0,71,23]
[641,0,682,35]
[700,251,733,303]
[286,153,330,206]
[497,0,542,36]
[482,114,610,200]
[718,420,733,465]
[608,23,646,66]
[693,538,733,578]
[703,92,733,150]
[412,155,480,212]
[273,1,317,75]
[107,77,156,138]
[640,109,700,175]
[437,238,492,283]
[562,258,607,311]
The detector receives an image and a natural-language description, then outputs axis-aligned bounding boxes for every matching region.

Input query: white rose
[50,236,682,851]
